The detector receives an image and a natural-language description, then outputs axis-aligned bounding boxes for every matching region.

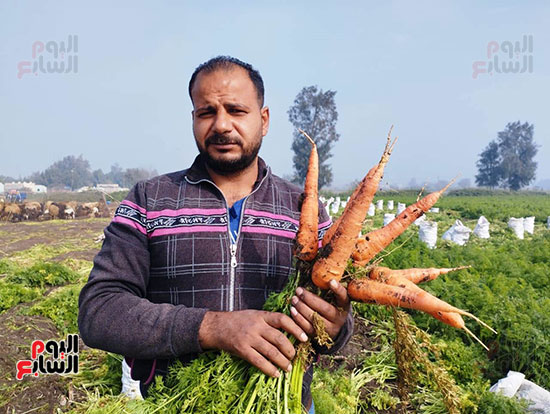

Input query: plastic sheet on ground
[331,197,341,214]
[397,202,406,214]
[387,200,394,210]
[429,207,440,213]
[376,199,384,210]
[442,219,472,246]
[524,216,535,234]
[383,213,395,226]
[508,217,525,239]
[547,216,550,229]
[490,370,550,413]
[473,216,490,238]
[419,221,437,249]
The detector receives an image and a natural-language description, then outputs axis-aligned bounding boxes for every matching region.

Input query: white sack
[331,197,341,214]
[376,199,384,210]
[508,217,525,239]
[419,221,438,249]
[547,216,550,229]
[383,213,395,226]
[442,219,472,246]
[414,214,427,226]
[387,200,394,210]
[490,370,550,413]
[368,203,375,217]
[473,216,491,239]
[122,359,143,399]
[429,207,440,213]
[397,203,406,215]
[524,216,535,234]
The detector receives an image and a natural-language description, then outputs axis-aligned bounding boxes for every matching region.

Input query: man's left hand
[290,279,350,340]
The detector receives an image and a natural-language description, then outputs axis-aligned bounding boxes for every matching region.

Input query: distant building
[4,181,47,194]
[96,183,129,194]
[0,182,4,194]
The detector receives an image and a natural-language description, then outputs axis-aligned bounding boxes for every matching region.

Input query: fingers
[328,279,351,310]
[263,311,309,344]
[290,305,314,336]
[293,287,341,322]
[242,346,283,378]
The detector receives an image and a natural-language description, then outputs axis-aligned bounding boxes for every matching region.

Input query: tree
[498,121,537,191]
[475,141,501,188]
[122,168,158,188]
[475,121,538,191]
[40,155,93,190]
[288,86,340,189]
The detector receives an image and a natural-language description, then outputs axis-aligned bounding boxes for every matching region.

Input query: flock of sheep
[0,200,112,222]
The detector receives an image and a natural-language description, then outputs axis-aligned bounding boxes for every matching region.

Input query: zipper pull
[230,243,237,268]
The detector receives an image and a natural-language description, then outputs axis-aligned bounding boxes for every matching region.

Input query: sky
[1,0,549,189]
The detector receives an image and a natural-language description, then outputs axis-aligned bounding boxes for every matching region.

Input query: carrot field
[0,191,549,413]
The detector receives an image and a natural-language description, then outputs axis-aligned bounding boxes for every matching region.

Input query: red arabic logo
[16,334,79,380]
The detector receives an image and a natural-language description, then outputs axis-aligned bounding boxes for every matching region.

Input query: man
[78,56,353,412]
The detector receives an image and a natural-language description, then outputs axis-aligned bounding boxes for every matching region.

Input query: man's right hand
[198,310,309,378]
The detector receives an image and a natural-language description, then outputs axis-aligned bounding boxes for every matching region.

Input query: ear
[261,106,270,137]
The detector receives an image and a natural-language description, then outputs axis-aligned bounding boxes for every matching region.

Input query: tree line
[0,155,158,191]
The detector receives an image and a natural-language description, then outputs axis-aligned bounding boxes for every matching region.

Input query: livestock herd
[0,200,113,222]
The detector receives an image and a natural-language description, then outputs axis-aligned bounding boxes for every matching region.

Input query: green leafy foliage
[0,280,42,312]
[26,284,81,334]
[6,261,79,288]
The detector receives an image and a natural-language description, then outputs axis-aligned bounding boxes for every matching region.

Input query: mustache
[205,134,242,146]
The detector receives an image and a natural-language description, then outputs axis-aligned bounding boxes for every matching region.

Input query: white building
[3,181,47,194]
[96,183,129,194]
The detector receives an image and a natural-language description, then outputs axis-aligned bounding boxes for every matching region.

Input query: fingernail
[330,279,337,288]
[287,364,292,372]
[274,370,281,378]
[291,296,298,305]
[300,333,308,342]
[296,287,303,296]
[290,306,297,316]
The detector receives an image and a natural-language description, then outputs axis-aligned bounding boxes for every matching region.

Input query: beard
[197,133,263,175]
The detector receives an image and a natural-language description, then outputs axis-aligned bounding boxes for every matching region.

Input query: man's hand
[290,279,350,340]
[198,310,309,378]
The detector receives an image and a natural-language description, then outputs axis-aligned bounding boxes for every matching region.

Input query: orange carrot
[321,126,395,247]
[348,277,463,314]
[294,130,319,261]
[429,310,489,351]
[312,129,397,289]
[352,179,456,266]
[370,265,471,284]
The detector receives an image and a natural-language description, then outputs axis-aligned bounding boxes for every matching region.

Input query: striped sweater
[78,155,353,402]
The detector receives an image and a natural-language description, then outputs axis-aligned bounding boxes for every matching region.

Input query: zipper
[185,168,270,311]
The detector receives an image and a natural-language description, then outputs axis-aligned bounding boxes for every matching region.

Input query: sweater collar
[185,154,270,188]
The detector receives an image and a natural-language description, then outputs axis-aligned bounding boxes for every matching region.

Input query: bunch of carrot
[294,128,495,349]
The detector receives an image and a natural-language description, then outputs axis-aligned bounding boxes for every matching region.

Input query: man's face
[191,67,269,174]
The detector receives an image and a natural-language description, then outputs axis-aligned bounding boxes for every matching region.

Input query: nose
[212,109,232,135]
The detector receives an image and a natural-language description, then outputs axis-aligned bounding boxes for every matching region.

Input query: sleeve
[77,181,209,360]
[312,197,354,355]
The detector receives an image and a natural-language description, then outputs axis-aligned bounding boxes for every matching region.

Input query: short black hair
[188,55,265,107]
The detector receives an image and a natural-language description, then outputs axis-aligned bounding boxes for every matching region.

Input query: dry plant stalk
[392,309,462,414]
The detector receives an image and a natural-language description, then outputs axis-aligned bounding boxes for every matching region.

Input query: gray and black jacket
[78,155,353,405]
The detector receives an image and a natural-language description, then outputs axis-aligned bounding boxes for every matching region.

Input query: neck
[205,158,259,207]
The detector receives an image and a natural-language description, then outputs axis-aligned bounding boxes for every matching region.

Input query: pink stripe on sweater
[241,226,296,239]
[319,219,332,229]
[244,209,299,225]
[149,225,226,238]
[113,216,147,235]
[147,207,227,219]
[120,200,146,214]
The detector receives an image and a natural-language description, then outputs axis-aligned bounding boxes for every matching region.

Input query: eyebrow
[195,102,251,112]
